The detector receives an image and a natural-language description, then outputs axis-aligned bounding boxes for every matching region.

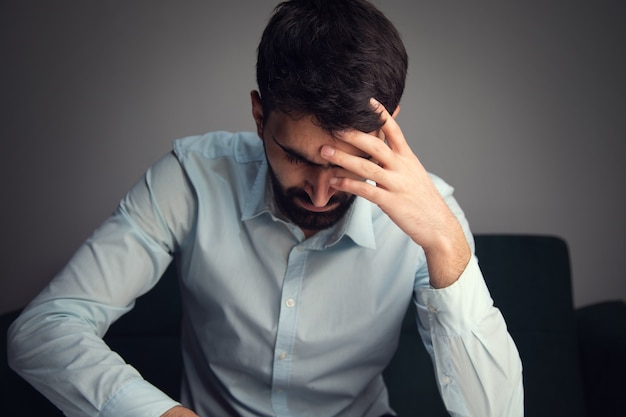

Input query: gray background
[1,0,624,314]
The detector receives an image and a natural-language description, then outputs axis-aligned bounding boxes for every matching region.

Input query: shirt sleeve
[7,152,194,417]
[415,258,524,417]
[412,173,524,417]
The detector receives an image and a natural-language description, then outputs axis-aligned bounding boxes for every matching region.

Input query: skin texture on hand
[320,98,471,288]
[161,406,200,417]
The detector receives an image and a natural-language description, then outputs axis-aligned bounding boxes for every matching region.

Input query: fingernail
[370,97,381,109]
[329,177,339,185]
[321,145,335,157]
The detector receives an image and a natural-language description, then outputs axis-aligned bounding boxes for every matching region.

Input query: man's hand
[161,405,200,417]
[320,98,470,288]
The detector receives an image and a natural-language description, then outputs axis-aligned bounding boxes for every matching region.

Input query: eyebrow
[271,135,372,169]
[271,135,339,169]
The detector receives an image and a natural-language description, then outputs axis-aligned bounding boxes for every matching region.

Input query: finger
[330,176,387,204]
[335,129,394,168]
[321,144,388,183]
[369,98,411,154]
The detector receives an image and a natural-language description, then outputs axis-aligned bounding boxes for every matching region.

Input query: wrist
[423,230,471,289]
[161,406,200,417]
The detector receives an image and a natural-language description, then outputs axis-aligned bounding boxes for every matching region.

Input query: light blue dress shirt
[8,131,523,417]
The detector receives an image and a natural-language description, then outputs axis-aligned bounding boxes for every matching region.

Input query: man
[8,0,523,416]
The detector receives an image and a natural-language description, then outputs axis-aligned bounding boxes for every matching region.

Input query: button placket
[270,244,308,415]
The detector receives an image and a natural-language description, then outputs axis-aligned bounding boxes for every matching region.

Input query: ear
[391,104,400,119]
[250,90,264,140]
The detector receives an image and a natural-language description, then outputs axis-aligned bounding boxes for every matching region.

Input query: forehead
[265,111,367,158]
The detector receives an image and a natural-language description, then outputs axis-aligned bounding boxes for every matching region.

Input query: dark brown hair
[256,0,408,133]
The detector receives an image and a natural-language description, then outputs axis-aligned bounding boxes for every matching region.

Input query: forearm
[428,310,524,417]
[416,173,473,289]
[7,300,179,417]
[416,258,524,417]
[8,152,192,416]
[421,213,472,289]
[7,210,176,416]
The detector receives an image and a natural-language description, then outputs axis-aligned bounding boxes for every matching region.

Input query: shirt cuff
[101,378,181,417]
[415,256,494,337]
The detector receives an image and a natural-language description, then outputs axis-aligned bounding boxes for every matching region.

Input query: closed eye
[273,134,370,169]
[273,136,317,167]
[284,152,308,166]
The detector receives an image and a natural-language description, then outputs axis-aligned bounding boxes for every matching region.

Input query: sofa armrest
[576,300,626,417]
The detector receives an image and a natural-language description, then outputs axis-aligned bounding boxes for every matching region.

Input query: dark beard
[267,164,356,232]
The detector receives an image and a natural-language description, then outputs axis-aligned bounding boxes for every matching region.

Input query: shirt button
[441,375,451,385]
[278,352,288,360]
[427,304,437,313]
[285,298,295,308]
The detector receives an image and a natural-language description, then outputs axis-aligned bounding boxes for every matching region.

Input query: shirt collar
[341,196,377,250]
[241,160,377,250]
[241,159,272,221]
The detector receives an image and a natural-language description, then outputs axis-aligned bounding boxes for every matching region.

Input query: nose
[305,167,337,207]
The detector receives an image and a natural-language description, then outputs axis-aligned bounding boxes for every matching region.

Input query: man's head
[255,0,408,134]
[252,0,408,235]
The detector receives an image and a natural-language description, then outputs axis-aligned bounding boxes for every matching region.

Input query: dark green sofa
[3,235,625,416]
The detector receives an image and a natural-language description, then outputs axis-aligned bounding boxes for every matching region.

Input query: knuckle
[361,159,382,178]
[370,138,389,155]
[351,180,372,196]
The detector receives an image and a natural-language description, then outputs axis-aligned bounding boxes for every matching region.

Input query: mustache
[286,187,352,207]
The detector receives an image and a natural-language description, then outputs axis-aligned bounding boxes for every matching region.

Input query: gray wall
[1,0,624,314]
